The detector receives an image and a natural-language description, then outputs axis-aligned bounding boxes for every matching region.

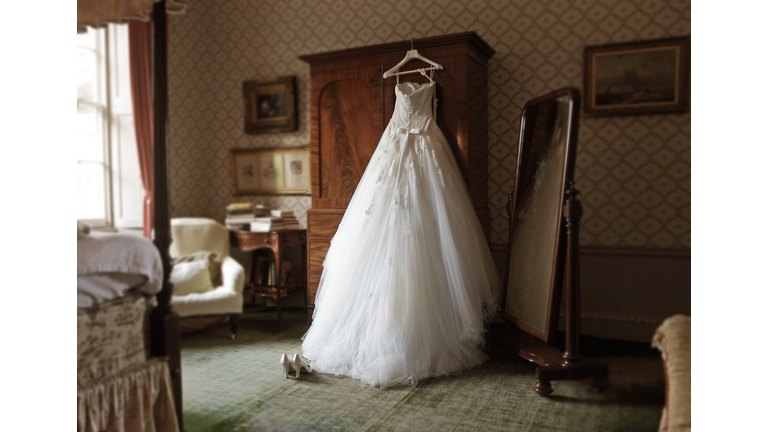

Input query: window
[77,25,143,229]
[77,28,108,225]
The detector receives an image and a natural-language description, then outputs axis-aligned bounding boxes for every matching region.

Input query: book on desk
[225,203,278,230]
[250,211,297,232]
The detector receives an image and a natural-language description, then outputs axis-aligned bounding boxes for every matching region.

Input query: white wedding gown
[301,81,499,388]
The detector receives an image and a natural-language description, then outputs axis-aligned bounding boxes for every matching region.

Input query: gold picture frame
[230,147,311,195]
[243,76,298,134]
[584,37,689,116]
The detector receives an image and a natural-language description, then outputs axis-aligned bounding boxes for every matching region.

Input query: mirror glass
[503,91,576,341]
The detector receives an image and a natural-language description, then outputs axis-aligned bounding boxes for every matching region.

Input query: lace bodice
[391,82,436,133]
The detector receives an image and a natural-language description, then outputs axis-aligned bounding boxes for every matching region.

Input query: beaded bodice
[391,82,436,133]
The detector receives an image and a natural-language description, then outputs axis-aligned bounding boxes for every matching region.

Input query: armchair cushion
[171,256,245,317]
[172,251,221,286]
[170,260,214,296]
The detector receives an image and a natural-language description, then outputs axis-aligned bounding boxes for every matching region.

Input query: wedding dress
[301,80,499,389]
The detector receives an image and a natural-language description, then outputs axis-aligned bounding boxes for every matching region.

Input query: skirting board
[490,246,691,343]
[556,313,666,344]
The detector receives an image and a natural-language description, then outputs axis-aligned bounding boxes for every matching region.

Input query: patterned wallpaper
[167,0,691,250]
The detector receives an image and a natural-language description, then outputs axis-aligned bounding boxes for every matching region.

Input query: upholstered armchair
[169,218,245,338]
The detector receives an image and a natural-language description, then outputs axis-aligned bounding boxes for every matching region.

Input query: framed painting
[243,76,298,134]
[230,147,311,195]
[584,37,689,116]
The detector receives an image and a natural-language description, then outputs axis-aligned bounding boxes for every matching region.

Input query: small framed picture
[584,37,689,116]
[230,147,311,195]
[243,76,298,134]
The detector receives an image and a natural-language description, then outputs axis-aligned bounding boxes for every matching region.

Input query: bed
[77,1,185,431]
[77,230,179,431]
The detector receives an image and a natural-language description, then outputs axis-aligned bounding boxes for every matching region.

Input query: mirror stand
[501,183,609,396]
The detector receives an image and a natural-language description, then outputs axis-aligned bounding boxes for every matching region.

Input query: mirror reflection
[504,95,572,334]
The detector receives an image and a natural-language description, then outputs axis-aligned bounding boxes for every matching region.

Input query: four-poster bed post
[147,0,184,429]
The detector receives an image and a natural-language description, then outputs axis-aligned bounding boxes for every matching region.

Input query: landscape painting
[584,37,689,116]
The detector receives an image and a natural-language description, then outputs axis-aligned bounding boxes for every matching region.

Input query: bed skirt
[77,357,179,432]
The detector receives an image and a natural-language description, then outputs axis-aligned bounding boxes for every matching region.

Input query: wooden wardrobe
[299,32,495,324]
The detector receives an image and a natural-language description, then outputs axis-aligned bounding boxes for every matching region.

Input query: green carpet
[180,306,664,432]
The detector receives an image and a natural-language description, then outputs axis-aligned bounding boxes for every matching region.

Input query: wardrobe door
[311,66,384,209]
[306,65,383,319]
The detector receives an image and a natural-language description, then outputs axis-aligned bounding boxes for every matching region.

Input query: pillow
[170,260,214,296]
[172,251,221,286]
[651,315,691,432]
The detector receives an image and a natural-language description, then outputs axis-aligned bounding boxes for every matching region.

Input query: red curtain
[128,20,154,239]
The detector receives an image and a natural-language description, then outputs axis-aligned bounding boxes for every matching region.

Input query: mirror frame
[500,87,581,345]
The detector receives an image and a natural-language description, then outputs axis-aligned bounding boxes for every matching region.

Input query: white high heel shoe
[292,354,312,379]
[280,353,296,378]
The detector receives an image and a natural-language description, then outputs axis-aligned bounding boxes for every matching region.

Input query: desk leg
[274,246,283,323]
[246,251,259,305]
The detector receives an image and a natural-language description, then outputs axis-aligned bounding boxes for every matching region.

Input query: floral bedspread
[77,293,154,386]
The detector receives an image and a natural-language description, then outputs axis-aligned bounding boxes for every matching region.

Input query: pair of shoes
[280,353,313,379]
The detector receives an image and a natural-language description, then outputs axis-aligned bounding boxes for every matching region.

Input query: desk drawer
[308,211,344,240]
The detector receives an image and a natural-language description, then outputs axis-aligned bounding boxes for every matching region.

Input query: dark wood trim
[229,314,239,339]
[562,184,582,365]
[500,311,546,342]
[298,32,495,67]
[148,2,183,429]
[563,312,665,325]
[498,189,513,319]
[580,247,691,257]
[501,326,564,366]
[490,243,691,258]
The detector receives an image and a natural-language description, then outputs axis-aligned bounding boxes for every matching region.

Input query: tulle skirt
[301,120,499,388]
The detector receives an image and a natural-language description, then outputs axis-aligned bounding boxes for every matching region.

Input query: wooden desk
[229,229,307,322]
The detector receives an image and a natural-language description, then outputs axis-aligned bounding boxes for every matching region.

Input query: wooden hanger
[383,38,443,79]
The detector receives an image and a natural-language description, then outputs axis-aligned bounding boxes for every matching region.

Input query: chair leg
[230,314,239,339]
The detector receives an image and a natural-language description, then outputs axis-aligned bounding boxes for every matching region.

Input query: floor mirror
[500,87,608,396]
